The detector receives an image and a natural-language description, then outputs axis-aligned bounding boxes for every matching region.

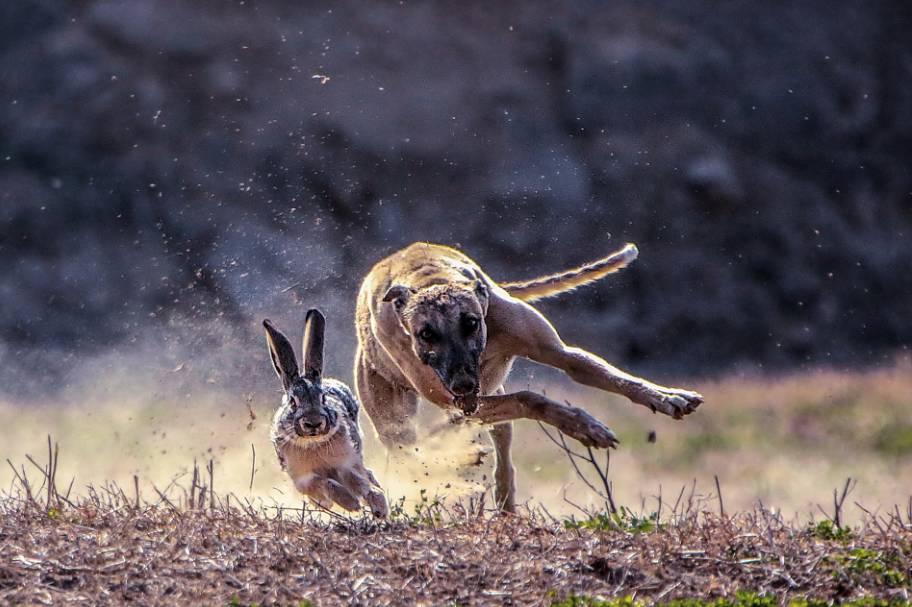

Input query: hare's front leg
[296,474,360,512]
[343,466,388,518]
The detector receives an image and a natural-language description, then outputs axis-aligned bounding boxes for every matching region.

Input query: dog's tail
[500,243,638,302]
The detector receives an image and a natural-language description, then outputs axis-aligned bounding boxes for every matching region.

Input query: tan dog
[355,242,702,511]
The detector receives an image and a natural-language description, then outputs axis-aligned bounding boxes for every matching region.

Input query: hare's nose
[294,416,325,437]
[300,414,327,431]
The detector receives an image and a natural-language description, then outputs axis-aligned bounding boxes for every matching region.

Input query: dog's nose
[450,376,478,396]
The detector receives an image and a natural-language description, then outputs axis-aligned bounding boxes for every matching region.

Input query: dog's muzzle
[433,365,479,398]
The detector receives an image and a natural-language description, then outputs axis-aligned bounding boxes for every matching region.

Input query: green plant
[874,424,912,457]
[564,507,661,534]
[830,548,907,588]
[665,592,778,607]
[551,595,636,607]
[807,519,853,542]
[386,490,443,525]
[551,593,912,607]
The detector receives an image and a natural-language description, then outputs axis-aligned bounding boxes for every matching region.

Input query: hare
[264,309,388,518]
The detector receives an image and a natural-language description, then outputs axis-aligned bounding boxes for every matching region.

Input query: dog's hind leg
[485,386,516,512]
[503,300,703,419]
[355,349,419,449]
[488,420,516,513]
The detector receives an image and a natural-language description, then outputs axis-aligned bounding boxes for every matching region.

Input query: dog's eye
[418,328,436,342]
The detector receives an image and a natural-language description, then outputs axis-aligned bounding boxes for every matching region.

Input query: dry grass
[2,359,912,604]
[3,358,912,521]
[518,357,912,519]
[2,460,911,606]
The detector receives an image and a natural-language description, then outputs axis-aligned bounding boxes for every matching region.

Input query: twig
[47,435,59,508]
[208,459,215,511]
[833,477,855,528]
[714,475,725,518]
[6,459,37,507]
[537,420,617,513]
[249,444,256,492]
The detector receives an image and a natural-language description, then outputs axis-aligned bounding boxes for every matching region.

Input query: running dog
[354,242,703,511]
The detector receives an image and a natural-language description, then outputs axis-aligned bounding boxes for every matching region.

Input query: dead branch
[538,420,617,514]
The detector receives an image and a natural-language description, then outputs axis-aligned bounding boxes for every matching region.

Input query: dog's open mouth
[433,368,480,410]
[454,394,480,415]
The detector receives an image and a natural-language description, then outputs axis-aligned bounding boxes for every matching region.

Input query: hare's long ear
[263,319,299,390]
[302,308,325,383]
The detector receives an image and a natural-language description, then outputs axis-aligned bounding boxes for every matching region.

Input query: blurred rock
[0,0,910,397]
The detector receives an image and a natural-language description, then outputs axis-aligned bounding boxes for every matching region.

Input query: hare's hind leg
[355,349,419,449]
[297,475,360,512]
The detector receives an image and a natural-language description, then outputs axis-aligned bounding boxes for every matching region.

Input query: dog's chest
[480,341,516,393]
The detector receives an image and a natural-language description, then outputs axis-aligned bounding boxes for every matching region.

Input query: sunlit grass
[2,357,910,520]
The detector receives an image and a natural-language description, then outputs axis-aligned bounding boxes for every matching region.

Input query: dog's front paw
[642,386,703,420]
[562,407,620,449]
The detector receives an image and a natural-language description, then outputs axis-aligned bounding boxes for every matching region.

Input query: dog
[354,242,703,511]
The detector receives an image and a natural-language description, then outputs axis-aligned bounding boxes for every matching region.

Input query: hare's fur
[265,315,388,518]
[271,380,386,516]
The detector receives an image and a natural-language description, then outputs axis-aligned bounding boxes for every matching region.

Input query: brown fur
[501,243,639,302]
[265,314,388,517]
[355,242,703,511]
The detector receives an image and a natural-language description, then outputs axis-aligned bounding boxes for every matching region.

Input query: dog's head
[384,280,489,398]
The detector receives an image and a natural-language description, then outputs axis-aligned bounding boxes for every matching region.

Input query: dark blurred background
[2,1,910,399]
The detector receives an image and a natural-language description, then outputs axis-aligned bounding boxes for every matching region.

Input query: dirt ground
[2,487,911,606]
[2,362,912,605]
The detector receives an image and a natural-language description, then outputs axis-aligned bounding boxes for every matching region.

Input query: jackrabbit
[264,309,388,518]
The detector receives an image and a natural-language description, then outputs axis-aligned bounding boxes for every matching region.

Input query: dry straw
[2,436,911,605]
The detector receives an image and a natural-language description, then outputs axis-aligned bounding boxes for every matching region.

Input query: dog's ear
[301,309,325,383]
[382,285,415,314]
[474,279,490,315]
[263,319,299,390]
